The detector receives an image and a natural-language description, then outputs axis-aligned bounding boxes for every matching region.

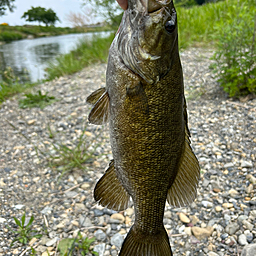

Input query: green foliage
[46,33,114,80]
[7,213,42,246]
[211,0,256,97]
[0,67,34,104]
[0,0,15,16]
[0,30,22,41]
[18,90,56,109]
[21,6,60,26]
[58,233,98,256]
[176,0,254,49]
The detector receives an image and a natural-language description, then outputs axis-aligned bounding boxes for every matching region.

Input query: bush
[0,31,23,42]
[211,0,256,98]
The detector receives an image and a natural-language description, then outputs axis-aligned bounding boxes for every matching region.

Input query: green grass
[0,81,35,104]
[0,31,23,42]
[177,0,255,48]
[0,24,113,42]
[45,33,115,80]
[18,90,57,109]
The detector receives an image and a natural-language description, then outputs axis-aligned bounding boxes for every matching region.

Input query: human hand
[116,0,128,10]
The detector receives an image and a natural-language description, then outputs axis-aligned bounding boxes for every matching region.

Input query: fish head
[117,0,178,84]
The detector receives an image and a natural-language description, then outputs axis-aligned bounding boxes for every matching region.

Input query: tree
[42,8,60,26]
[21,7,60,26]
[82,0,122,26]
[0,0,15,16]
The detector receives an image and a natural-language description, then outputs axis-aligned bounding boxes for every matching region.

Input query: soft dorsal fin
[94,160,130,211]
[167,138,200,207]
[86,88,109,125]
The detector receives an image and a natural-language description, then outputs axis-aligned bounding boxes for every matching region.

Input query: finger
[116,0,128,10]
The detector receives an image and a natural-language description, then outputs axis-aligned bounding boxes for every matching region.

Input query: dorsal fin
[87,88,110,125]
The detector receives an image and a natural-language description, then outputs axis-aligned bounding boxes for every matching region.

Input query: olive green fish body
[87,1,200,255]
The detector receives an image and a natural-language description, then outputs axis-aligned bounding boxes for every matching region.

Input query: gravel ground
[0,47,256,256]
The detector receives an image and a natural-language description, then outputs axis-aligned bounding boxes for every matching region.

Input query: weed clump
[211,0,256,98]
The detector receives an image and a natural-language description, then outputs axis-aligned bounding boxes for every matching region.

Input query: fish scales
[86,0,200,255]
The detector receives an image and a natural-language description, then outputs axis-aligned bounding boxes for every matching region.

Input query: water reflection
[32,43,60,64]
[0,31,111,83]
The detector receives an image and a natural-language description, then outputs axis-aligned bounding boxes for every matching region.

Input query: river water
[0,31,111,83]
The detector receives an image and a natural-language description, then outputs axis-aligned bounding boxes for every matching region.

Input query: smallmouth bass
[87,0,200,255]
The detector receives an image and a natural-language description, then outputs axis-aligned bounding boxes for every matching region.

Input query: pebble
[45,237,59,247]
[179,212,190,223]
[241,161,253,168]
[225,223,240,235]
[241,243,256,256]
[215,206,222,212]
[95,229,107,241]
[0,218,6,223]
[191,226,214,240]
[110,233,124,248]
[110,213,125,223]
[94,243,106,256]
[238,234,248,246]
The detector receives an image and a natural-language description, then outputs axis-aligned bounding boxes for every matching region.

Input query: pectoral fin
[94,160,130,211]
[86,87,106,105]
[86,88,109,125]
[167,138,200,207]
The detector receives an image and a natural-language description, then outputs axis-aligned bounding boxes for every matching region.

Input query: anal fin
[86,88,109,125]
[167,138,200,207]
[94,160,130,211]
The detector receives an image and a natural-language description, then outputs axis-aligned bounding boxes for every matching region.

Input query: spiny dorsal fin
[86,87,106,105]
[87,88,109,125]
[167,138,200,207]
[94,160,130,211]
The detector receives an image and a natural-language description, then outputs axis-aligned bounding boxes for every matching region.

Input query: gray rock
[241,243,256,256]
[208,252,219,256]
[14,204,25,210]
[46,237,59,246]
[223,163,234,168]
[225,222,240,235]
[0,218,6,223]
[202,201,213,208]
[41,206,53,215]
[110,233,124,248]
[79,216,92,227]
[93,243,106,256]
[238,234,248,246]
[65,191,78,198]
[238,215,248,223]
[242,220,254,231]
[241,161,253,168]
[95,229,107,241]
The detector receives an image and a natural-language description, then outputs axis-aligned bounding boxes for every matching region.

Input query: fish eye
[165,20,175,34]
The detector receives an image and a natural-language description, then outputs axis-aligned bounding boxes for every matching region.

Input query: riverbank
[0,24,113,43]
[0,47,255,256]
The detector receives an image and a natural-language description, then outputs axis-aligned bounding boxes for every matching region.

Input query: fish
[86,0,200,255]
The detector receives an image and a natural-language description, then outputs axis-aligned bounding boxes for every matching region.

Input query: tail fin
[119,225,172,256]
